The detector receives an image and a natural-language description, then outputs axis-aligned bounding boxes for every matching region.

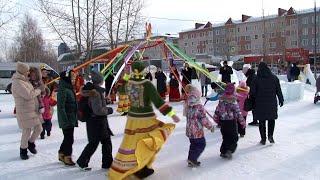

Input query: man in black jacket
[290,63,300,81]
[250,62,284,145]
[77,71,114,170]
[220,61,233,83]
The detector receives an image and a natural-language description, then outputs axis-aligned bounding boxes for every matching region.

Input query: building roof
[181,7,320,31]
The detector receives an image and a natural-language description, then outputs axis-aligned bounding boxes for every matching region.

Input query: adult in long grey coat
[198,64,210,97]
[12,62,43,160]
[250,62,284,145]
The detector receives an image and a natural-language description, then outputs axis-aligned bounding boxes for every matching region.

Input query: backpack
[77,95,92,122]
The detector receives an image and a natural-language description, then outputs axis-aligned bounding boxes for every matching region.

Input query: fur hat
[60,71,72,84]
[16,62,30,75]
[224,83,235,95]
[90,71,103,85]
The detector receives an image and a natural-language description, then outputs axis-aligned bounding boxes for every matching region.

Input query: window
[290,19,297,25]
[302,39,308,46]
[215,47,219,52]
[291,41,298,46]
[184,42,188,47]
[270,33,275,38]
[270,42,276,48]
[312,38,319,45]
[245,26,248,31]
[216,39,219,43]
[221,38,225,43]
[191,42,194,46]
[188,35,191,39]
[255,35,258,39]
[302,17,308,24]
[245,44,251,50]
[216,30,220,35]
[270,23,275,28]
[245,36,250,41]
[192,50,195,54]
[230,47,235,52]
[0,70,13,78]
[303,28,308,36]
[238,28,240,32]
[254,26,257,30]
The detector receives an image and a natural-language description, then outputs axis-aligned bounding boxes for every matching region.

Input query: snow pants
[188,137,206,162]
[20,124,42,149]
[220,120,238,154]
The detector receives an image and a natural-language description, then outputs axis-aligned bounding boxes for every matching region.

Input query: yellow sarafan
[108,115,175,180]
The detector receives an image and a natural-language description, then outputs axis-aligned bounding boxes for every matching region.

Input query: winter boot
[76,161,91,171]
[63,156,76,166]
[260,140,266,145]
[134,166,154,179]
[47,131,51,136]
[20,148,29,160]
[249,121,259,126]
[259,121,267,145]
[268,137,275,144]
[268,120,275,144]
[58,151,65,162]
[28,141,37,154]
[187,160,201,167]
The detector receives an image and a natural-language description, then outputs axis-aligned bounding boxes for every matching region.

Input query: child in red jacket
[40,88,57,139]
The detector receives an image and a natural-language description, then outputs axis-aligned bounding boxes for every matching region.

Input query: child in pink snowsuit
[236,81,249,137]
[40,88,57,139]
[184,84,214,167]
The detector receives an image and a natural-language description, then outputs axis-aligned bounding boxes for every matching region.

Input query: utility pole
[314,0,318,78]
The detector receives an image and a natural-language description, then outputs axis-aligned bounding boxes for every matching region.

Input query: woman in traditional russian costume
[109,61,180,180]
[169,66,181,102]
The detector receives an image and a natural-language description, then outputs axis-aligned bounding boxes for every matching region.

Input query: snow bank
[280,81,304,103]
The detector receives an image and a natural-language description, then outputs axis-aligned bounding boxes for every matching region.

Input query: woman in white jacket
[11,62,43,160]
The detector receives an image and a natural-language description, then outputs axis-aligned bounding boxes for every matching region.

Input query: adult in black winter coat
[104,72,115,96]
[220,61,233,83]
[250,62,284,145]
[290,63,300,81]
[243,67,259,126]
[155,68,167,99]
[77,71,114,170]
[181,63,192,97]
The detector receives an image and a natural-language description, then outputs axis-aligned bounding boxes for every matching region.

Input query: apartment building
[178,7,319,65]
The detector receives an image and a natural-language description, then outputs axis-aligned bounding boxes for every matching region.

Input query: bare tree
[8,14,58,69]
[0,0,18,29]
[36,0,144,60]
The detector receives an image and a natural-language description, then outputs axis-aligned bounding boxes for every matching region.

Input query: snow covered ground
[0,86,320,180]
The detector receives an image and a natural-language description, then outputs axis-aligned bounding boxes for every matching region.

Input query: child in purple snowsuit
[213,83,246,159]
[184,84,214,167]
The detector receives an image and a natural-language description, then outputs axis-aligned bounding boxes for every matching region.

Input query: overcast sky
[1,0,319,56]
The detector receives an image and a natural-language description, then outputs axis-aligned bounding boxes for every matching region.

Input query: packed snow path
[0,87,319,180]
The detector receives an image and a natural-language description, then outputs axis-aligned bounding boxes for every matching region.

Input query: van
[0,62,59,93]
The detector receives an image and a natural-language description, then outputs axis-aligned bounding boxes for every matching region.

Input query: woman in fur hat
[11,62,43,160]
[109,61,180,180]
